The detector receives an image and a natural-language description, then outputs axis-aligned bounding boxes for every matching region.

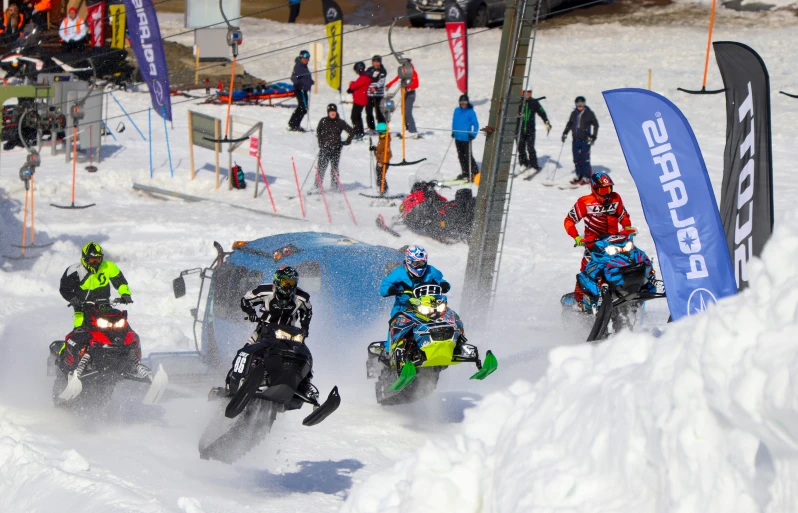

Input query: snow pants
[574,250,591,303]
[351,104,365,137]
[517,129,538,169]
[455,140,478,180]
[366,96,385,131]
[375,163,389,193]
[317,146,342,189]
[572,139,592,179]
[288,89,308,130]
[404,90,417,133]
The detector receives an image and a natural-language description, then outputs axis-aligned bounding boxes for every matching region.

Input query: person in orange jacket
[22,0,50,28]
[386,58,420,139]
[59,7,88,52]
[0,4,24,43]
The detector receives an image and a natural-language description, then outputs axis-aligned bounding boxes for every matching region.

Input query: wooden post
[214,119,221,189]
[648,69,652,91]
[195,46,200,86]
[312,43,319,94]
[188,111,195,180]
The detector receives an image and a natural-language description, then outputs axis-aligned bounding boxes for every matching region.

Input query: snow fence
[341,217,798,513]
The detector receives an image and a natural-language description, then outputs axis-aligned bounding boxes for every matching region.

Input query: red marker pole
[334,169,357,226]
[314,166,332,224]
[258,157,277,213]
[291,157,306,218]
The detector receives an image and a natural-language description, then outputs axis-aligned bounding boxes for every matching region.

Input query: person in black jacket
[288,50,314,132]
[365,55,387,132]
[517,89,551,171]
[315,104,354,189]
[561,96,599,185]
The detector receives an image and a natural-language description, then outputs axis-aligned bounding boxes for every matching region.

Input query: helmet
[273,265,299,300]
[299,50,310,59]
[81,242,104,273]
[371,54,382,63]
[458,94,469,105]
[327,103,338,113]
[590,172,614,199]
[575,96,586,106]
[376,122,387,133]
[404,245,428,278]
[353,61,366,73]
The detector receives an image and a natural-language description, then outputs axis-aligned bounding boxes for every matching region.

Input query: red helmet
[590,172,613,199]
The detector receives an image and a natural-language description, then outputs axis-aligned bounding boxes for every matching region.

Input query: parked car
[407,0,614,28]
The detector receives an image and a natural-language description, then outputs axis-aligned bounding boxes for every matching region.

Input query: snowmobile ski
[376,215,401,237]
[142,364,169,405]
[225,364,265,419]
[469,351,498,380]
[58,370,84,401]
[388,362,417,391]
[302,386,341,426]
[359,192,406,200]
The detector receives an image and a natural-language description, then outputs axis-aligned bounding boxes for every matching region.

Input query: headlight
[114,318,126,328]
[436,303,447,313]
[605,246,620,256]
[623,241,635,253]
[418,305,434,316]
[292,333,305,343]
[274,329,304,343]
[95,318,112,328]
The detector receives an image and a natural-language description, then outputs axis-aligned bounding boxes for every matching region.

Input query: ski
[558,183,581,190]
[376,214,401,237]
[523,169,543,181]
[359,192,406,200]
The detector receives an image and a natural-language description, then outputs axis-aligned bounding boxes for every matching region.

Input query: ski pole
[548,140,566,182]
[436,138,454,175]
[298,152,320,192]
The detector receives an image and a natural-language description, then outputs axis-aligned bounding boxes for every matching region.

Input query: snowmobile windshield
[18,24,41,47]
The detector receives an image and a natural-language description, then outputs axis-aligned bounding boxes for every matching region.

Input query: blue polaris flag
[124,0,172,121]
[602,88,736,321]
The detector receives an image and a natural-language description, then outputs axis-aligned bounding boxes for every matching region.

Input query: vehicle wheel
[471,4,489,28]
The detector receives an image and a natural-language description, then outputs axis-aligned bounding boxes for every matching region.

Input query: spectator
[346,61,370,140]
[365,55,386,133]
[315,104,354,190]
[451,94,479,182]
[369,122,392,194]
[386,58,420,139]
[0,4,24,44]
[59,7,87,53]
[288,0,300,23]
[517,89,551,171]
[287,49,314,132]
[22,0,50,29]
[561,95,599,185]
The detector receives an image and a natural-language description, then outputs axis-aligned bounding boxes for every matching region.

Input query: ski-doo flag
[322,0,343,92]
[603,88,737,321]
[714,41,774,290]
[108,2,126,49]
[445,1,468,94]
[124,0,172,121]
[86,0,105,47]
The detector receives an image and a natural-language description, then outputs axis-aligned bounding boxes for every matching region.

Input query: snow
[0,7,798,513]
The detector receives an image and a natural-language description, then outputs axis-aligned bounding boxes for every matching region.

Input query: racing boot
[133,363,153,381]
[297,371,319,404]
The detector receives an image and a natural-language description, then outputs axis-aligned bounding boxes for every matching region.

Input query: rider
[238,265,315,393]
[380,246,450,351]
[563,172,633,306]
[57,242,143,374]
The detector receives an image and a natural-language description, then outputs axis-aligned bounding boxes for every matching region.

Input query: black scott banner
[714,41,774,290]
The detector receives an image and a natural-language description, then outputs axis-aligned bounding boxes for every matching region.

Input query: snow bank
[341,217,798,513]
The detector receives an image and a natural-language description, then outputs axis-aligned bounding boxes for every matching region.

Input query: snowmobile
[0,25,133,85]
[366,285,497,406]
[400,181,475,243]
[198,323,340,464]
[48,299,168,409]
[561,230,666,342]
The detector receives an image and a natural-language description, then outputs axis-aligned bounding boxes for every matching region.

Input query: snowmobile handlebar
[66,298,132,308]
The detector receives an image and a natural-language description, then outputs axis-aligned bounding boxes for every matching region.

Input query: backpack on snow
[231,163,247,189]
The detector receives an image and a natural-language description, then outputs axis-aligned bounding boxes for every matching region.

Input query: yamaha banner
[322,0,343,92]
[445,0,468,94]
[124,0,172,121]
[603,88,737,321]
[714,42,774,290]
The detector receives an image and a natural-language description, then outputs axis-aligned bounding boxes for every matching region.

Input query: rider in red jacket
[347,61,372,139]
[563,172,632,303]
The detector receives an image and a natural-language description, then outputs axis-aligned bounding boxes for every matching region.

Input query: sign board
[249,136,259,157]
[190,111,221,151]
[185,0,239,28]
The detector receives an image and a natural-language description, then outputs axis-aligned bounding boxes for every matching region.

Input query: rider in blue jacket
[451,94,480,181]
[380,246,450,351]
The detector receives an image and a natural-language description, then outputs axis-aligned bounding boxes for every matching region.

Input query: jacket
[452,104,479,142]
[564,192,631,240]
[241,284,313,336]
[59,16,87,42]
[291,58,314,92]
[380,264,450,318]
[347,73,371,107]
[33,0,50,12]
[375,133,392,165]
[366,65,387,98]
[563,106,599,142]
[60,260,131,304]
[386,66,419,92]
[316,116,353,149]
[518,97,548,134]
[0,12,24,35]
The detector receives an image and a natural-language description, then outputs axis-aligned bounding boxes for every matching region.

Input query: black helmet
[371,54,382,63]
[299,50,310,59]
[575,96,586,105]
[273,265,299,300]
[81,242,104,273]
[458,94,469,104]
[353,61,366,73]
[327,103,338,113]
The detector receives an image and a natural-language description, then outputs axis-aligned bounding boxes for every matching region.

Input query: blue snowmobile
[561,230,666,342]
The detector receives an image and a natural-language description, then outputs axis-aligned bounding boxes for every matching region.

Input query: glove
[545,121,552,135]
[624,226,638,235]
[369,145,376,151]
[561,133,568,143]
[301,328,309,339]
[346,88,352,94]
[440,282,451,293]
[574,236,585,247]
[386,284,401,296]
[68,297,82,309]
[468,135,475,141]
[118,294,133,304]
[246,311,258,322]
[588,136,595,146]
[451,133,455,138]
[343,139,352,146]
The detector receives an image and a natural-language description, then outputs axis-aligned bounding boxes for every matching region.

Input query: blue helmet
[299,50,310,59]
[405,245,428,278]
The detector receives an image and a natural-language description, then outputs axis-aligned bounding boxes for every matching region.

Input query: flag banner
[603,88,737,321]
[322,0,343,92]
[108,3,126,49]
[124,0,172,121]
[86,0,105,47]
[445,1,468,94]
[714,41,774,290]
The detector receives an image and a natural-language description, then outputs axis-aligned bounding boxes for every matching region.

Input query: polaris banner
[714,41,774,290]
[445,1,468,94]
[86,0,105,47]
[322,0,343,92]
[603,88,737,321]
[124,0,172,121]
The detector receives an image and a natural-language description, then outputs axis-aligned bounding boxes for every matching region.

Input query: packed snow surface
[1,7,798,513]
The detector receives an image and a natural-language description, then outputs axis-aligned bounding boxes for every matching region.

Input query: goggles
[277,278,297,289]
[595,186,612,196]
[575,101,586,108]
[408,260,427,269]
[87,256,102,266]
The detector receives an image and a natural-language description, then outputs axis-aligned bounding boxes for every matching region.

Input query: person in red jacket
[386,58,420,139]
[563,173,633,305]
[346,61,371,140]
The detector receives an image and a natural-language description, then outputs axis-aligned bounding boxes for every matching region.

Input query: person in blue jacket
[288,50,314,132]
[380,245,451,351]
[451,94,479,181]
[288,0,300,23]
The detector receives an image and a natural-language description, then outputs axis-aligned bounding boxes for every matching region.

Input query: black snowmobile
[199,323,340,464]
[382,181,475,243]
[0,25,133,85]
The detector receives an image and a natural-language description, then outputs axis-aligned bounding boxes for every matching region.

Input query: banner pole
[110,91,146,141]
[291,156,306,217]
[162,106,173,177]
[195,46,200,85]
[148,108,153,179]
